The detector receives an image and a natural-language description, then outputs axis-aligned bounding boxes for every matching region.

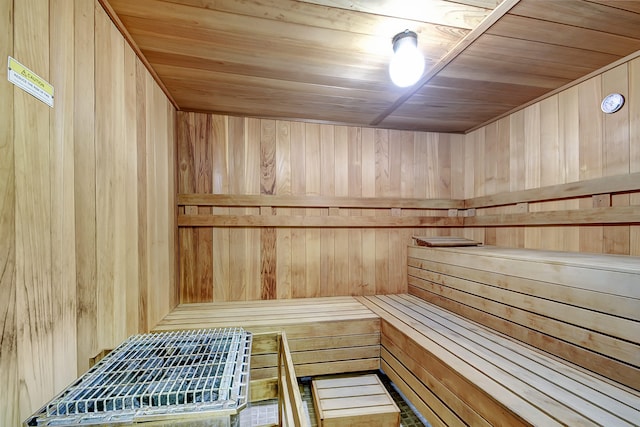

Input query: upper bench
[406,244,640,390]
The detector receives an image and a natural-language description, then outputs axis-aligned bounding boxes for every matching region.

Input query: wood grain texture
[15,0,54,416]
[465,54,639,254]
[178,115,460,300]
[7,0,178,420]
[50,0,78,392]
[406,245,640,390]
[0,0,17,424]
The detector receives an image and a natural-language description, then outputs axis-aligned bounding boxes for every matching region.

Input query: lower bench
[152,296,380,380]
[360,294,640,427]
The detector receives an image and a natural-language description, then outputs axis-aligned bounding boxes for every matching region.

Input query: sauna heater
[25,328,252,426]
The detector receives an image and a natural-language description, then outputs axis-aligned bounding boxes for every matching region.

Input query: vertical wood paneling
[75,0,97,373]
[348,126,363,295]
[290,122,306,298]
[361,128,376,295]
[375,129,390,294]
[50,0,78,390]
[388,130,403,294]
[523,103,541,248]
[0,0,17,424]
[305,124,321,297]
[135,58,148,332]
[275,121,292,299]
[195,114,213,302]
[7,0,177,419]
[334,126,349,296]
[178,112,196,302]
[124,44,139,337]
[630,57,640,256]
[212,115,229,301]
[261,120,276,299]
[95,5,120,349]
[320,125,335,297]
[15,0,54,415]
[539,96,562,250]
[228,116,247,301]
[559,86,580,252]
[602,64,630,254]
[177,53,638,300]
[464,55,637,256]
[578,77,604,253]
[246,119,261,301]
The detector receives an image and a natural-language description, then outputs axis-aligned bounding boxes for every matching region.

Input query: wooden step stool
[311,374,400,427]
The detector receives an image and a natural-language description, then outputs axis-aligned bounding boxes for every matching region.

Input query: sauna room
[2,0,639,426]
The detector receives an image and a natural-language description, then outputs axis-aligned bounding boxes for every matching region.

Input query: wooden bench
[152,296,380,380]
[358,245,640,426]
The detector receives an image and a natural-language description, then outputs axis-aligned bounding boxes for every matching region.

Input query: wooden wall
[177,114,463,302]
[177,54,639,303]
[0,0,177,423]
[462,56,640,255]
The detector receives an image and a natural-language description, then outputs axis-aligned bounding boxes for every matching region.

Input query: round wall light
[389,30,425,87]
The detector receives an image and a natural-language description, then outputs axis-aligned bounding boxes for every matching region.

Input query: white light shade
[389,31,425,87]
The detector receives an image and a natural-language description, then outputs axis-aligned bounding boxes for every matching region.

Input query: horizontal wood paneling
[2,0,177,421]
[177,114,462,302]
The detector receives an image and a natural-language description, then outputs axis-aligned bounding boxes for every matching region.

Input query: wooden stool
[312,374,400,427]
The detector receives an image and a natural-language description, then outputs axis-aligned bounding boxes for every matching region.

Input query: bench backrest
[407,245,640,391]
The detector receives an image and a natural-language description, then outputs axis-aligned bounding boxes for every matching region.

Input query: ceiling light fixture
[389,30,425,88]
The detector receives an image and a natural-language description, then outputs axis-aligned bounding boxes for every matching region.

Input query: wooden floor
[153,296,381,378]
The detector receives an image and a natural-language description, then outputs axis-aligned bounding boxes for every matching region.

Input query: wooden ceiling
[103,0,640,133]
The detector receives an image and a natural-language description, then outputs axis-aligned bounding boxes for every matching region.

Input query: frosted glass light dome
[389,30,425,87]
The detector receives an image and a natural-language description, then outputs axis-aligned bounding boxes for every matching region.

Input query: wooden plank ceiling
[104,0,640,133]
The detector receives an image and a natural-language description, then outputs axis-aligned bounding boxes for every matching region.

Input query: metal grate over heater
[25,328,252,426]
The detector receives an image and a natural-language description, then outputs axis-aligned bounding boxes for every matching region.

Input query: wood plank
[261,120,277,300]
[578,76,604,253]
[179,214,461,227]
[15,0,53,417]
[602,64,631,254]
[290,121,306,299]
[211,114,229,302]
[408,246,640,293]
[408,258,638,321]
[194,113,213,302]
[373,0,521,126]
[50,0,78,392]
[389,294,639,425]
[333,126,349,296]
[228,116,247,301]
[177,193,463,209]
[177,112,197,302]
[631,57,640,257]
[463,205,640,226]
[381,345,480,427]
[465,172,640,208]
[305,123,321,298]
[124,43,139,337]
[74,0,98,374]
[380,359,449,427]
[368,297,636,422]
[320,124,335,297]
[276,121,293,299]
[0,0,17,423]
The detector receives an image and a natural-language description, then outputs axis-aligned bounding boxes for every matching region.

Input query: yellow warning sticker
[7,56,54,107]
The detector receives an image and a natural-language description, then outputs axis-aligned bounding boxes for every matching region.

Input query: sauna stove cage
[25,328,252,426]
